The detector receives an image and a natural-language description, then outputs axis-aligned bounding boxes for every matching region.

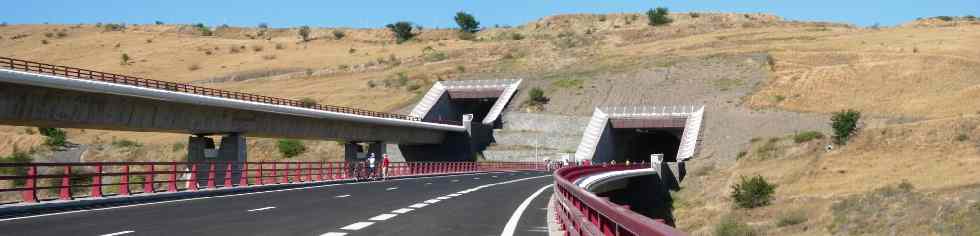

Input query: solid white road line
[340,222,375,230]
[500,184,553,236]
[425,182,433,185]
[0,171,497,222]
[424,199,441,204]
[246,206,276,212]
[447,193,461,197]
[369,213,398,221]
[386,187,399,191]
[392,208,414,214]
[437,196,451,200]
[409,203,428,208]
[335,194,351,198]
[100,231,135,236]
[473,177,481,180]
[319,232,347,236]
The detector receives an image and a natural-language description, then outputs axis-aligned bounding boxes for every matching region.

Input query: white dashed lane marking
[386,187,399,191]
[437,196,451,200]
[100,231,134,236]
[319,232,347,236]
[369,214,398,221]
[447,193,461,197]
[424,199,441,204]
[409,203,428,208]
[451,179,459,182]
[340,222,374,230]
[392,208,414,214]
[246,206,276,212]
[335,195,350,198]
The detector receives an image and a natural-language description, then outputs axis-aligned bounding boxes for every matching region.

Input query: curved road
[0,171,555,236]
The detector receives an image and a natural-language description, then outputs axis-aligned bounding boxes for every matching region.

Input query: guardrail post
[239,162,249,187]
[207,162,216,189]
[119,164,130,196]
[144,164,155,194]
[224,162,233,187]
[91,164,103,198]
[21,165,39,203]
[188,164,199,191]
[60,166,72,200]
[168,162,178,192]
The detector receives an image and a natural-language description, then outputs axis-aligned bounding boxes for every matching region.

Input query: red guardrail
[0,161,545,204]
[0,56,462,126]
[552,163,686,236]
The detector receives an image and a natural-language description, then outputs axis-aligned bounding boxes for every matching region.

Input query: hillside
[2,13,980,234]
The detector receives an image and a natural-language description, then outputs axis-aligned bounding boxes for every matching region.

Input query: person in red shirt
[381,154,391,180]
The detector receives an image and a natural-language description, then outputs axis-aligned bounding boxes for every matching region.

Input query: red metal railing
[552,163,686,236]
[0,56,462,126]
[0,161,545,204]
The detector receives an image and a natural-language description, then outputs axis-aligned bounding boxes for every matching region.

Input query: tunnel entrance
[447,98,497,123]
[611,127,682,163]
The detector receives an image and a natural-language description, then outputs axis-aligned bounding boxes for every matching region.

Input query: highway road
[0,171,555,236]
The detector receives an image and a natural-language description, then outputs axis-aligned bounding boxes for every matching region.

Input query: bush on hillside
[332,30,345,39]
[154,21,164,25]
[0,149,33,187]
[193,23,212,36]
[831,109,861,144]
[715,215,756,236]
[935,16,954,21]
[120,53,130,65]
[386,21,415,43]
[258,23,269,29]
[299,97,317,108]
[38,127,67,147]
[298,26,311,41]
[102,23,126,32]
[528,87,550,106]
[111,139,142,148]
[793,131,825,143]
[646,7,673,26]
[776,210,808,227]
[454,11,480,33]
[277,139,306,158]
[731,175,776,208]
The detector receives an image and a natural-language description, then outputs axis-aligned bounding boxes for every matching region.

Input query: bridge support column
[188,134,246,187]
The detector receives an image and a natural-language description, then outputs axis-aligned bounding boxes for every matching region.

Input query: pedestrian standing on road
[367,153,377,180]
[382,154,390,180]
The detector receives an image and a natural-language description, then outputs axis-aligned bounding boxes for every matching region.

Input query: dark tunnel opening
[449,98,497,122]
[611,127,682,163]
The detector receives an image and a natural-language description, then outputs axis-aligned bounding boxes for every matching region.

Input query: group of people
[353,153,390,181]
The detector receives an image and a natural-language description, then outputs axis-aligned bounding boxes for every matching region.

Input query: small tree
[646,7,673,26]
[258,23,269,29]
[38,127,67,147]
[154,21,164,25]
[277,139,306,158]
[298,26,311,42]
[386,21,415,43]
[831,109,861,144]
[731,175,776,208]
[120,53,130,65]
[299,97,317,108]
[332,30,345,39]
[454,11,480,33]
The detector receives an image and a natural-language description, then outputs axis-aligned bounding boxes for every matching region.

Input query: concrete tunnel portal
[609,127,683,163]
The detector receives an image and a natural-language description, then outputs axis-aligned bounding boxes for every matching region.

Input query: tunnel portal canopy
[574,106,705,163]
[410,79,521,127]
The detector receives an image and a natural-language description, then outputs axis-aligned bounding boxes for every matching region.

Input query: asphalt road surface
[0,171,555,236]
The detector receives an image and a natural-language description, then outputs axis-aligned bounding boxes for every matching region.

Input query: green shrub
[277,139,306,158]
[120,53,130,65]
[193,23,212,36]
[299,97,317,108]
[935,16,954,21]
[956,134,969,142]
[831,109,861,144]
[510,32,525,40]
[38,127,67,147]
[386,21,415,43]
[793,131,825,143]
[332,30,345,39]
[457,31,476,40]
[172,142,185,152]
[424,51,448,62]
[0,149,33,187]
[102,23,126,32]
[528,87,549,106]
[456,65,466,73]
[646,7,673,26]
[731,175,776,208]
[715,215,756,236]
[258,23,269,29]
[155,21,164,25]
[689,12,701,18]
[776,210,808,227]
[455,11,480,33]
[298,26,311,41]
[111,139,142,148]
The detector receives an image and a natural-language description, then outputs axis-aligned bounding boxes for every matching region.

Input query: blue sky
[6,1,978,28]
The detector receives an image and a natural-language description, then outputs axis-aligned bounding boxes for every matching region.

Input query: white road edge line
[424,199,441,204]
[100,231,135,236]
[500,184,553,236]
[340,221,375,230]
[246,206,276,212]
[319,232,347,236]
[0,172,495,222]
[369,213,398,221]
[335,194,351,198]
[386,187,399,191]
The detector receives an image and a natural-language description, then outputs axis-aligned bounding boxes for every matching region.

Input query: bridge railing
[0,161,545,204]
[552,163,686,236]
[0,57,462,126]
